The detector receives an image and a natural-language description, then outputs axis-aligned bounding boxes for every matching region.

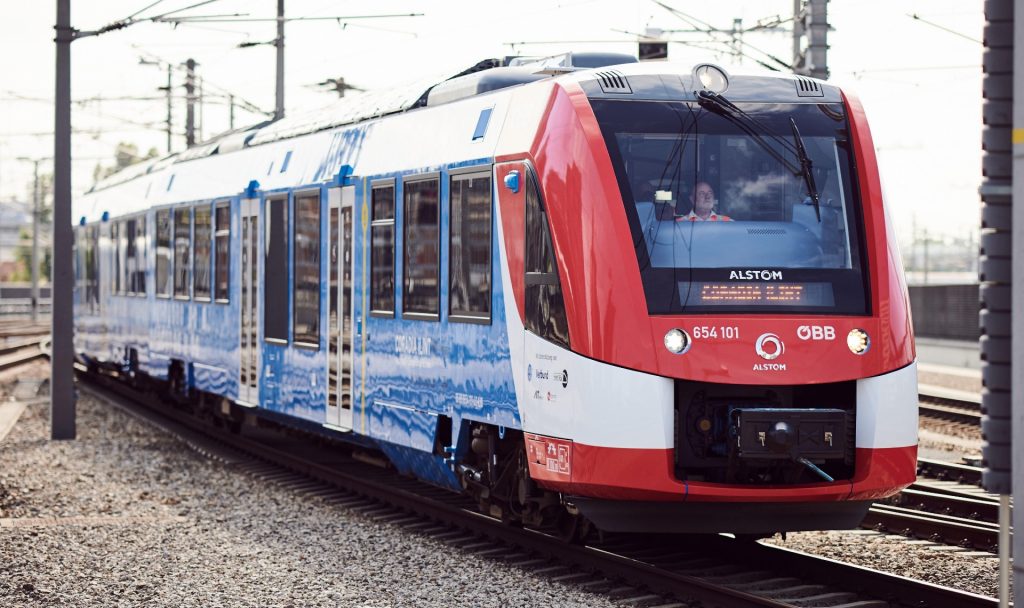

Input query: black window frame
[263,193,289,344]
[370,179,396,317]
[447,168,492,324]
[155,208,172,298]
[193,202,213,302]
[292,189,321,349]
[401,173,441,321]
[214,200,230,303]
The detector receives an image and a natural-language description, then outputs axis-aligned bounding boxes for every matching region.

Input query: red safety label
[524,433,572,482]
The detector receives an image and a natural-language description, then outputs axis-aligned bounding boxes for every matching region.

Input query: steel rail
[917,457,984,486]
[918,384,982,424]
[80,372,1000,608]
[862,503,1000,551]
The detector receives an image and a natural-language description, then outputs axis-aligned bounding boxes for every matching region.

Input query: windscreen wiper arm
[789,117,821,222]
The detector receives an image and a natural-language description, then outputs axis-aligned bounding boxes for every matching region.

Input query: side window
[123,218,136,296]
[135,215,147,296]
[173,207,191,298]
[264,195,288,342]
[193,204,212,300]
[85,225,100,313]
[214,202,230,302]
[524,169,570,348]
[293,192,321,346]
[370,182,395,315]
[402,177,440,318]
[155,210,171,297]
[112,221,121,295]
[448,172,491,321]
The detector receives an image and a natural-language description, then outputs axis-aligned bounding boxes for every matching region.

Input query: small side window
[264,195,289,342]
[370,183,395,315]
[214,202,230,302]
[524,169,569,348]
[402,177,440,319]
[293,192,321,346]
[155,210,172,297]
[173,207,192,298]
[448,172,491,322]
[193,204,212,300]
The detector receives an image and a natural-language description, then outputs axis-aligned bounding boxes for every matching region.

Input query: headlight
[664,328,691,354]
[847,328,870,355]
[693,64,729,93]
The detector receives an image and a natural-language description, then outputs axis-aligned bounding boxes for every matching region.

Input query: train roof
[86,53,839,199]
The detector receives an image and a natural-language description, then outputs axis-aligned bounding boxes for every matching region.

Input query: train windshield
[591,99,868,315]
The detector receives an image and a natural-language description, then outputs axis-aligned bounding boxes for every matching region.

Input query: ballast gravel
[0,393,618,608]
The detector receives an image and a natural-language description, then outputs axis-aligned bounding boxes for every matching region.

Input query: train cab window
[402,176,440,319]
[590,99,868,315]
[448,171,491,322]
[214,201,230,302]
[524,169,570,348]
[370,182,396,316]
[193,204,212,301]
[264,195,289,342]
[293,192,320,346]
[155,209,172,297]
[173,207,192,298]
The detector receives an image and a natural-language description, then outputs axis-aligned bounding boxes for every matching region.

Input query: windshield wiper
[695,90,823,223]
[789,117,821,222]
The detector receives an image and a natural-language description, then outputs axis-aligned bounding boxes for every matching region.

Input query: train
[74,52,918,538]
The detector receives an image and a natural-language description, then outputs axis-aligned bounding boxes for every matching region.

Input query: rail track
[859,458,1007,552]
[79,369,998,608]
[918,384,982,425]
[0,335,50,372]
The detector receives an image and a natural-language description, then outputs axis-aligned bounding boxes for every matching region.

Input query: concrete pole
[807,0,829,80]
[792,0,805,73]
[165,64,173,153]
[30,160,40,323]
[52,0,75,440]
[185,58,196,148]
[275,0,285,120]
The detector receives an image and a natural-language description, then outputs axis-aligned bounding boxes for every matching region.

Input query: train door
[325,186,355,430]
[238,198,260,406]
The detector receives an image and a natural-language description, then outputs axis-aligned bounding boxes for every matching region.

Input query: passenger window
[113,221,122,295]
[448,172,491,322]
[155,210,172,297]
[193,204,212,300]
[524,169,570,348]
[293,192,320,346]
[134,215,147,296]
[370,183,395,316]
[214,202,230,302]
[402,177,440,318]
[264,195,288,342]
[173,207,191,298]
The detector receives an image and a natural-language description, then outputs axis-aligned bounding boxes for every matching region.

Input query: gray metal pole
[185,58,196,148]
[275,0,285,120]
[1009,0,1022,598]
[229,94,235,130]
[807,0,829,80]
[52,0,75,440]
[166,64,172,153]
[30,160,40,323]
[792,0,804,73]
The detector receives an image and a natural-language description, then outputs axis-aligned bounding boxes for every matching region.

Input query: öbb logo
[797,325,835,341]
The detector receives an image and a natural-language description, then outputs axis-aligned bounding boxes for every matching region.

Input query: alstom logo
[730,270,783,281]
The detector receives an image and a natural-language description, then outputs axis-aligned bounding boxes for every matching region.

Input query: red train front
[490,60,917,534]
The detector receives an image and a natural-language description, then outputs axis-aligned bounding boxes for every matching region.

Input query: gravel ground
[763,530,1005,600]
[0,391,618,608]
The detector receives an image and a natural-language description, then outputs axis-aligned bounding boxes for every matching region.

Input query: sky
[0,1,983,245]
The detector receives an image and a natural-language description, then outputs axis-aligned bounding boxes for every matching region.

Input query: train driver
[677,181,732,222]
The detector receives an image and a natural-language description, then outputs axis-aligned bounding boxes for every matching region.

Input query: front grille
[673,378,857,485]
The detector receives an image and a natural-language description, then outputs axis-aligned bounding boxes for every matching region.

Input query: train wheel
[554,509,591,544]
